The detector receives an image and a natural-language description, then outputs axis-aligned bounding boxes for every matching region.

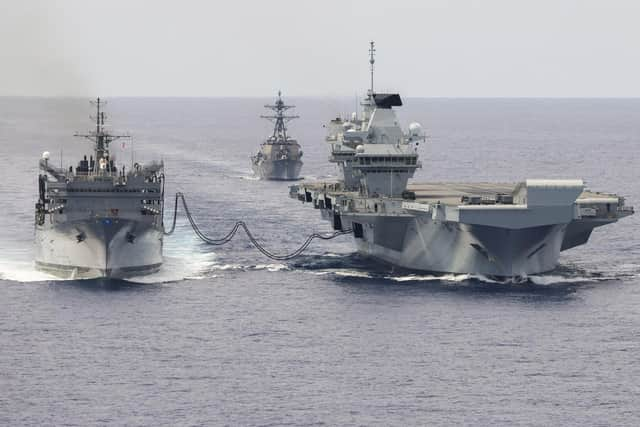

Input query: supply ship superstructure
[251,91,303,180]
[291,42,634,277]
[35,98,165,278]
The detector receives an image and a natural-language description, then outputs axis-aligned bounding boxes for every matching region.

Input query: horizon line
[2,95,640,100]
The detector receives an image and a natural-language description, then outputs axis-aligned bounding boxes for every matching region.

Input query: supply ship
[291,42,634,277]
[35,98,165,278]
[251,91,303,180]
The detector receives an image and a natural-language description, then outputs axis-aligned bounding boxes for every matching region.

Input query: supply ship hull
[35,219,162,279]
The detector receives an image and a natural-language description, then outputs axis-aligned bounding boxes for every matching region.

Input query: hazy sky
[1,0,639,97]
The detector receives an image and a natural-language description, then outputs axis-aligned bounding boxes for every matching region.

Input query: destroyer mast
[262,91,299,143]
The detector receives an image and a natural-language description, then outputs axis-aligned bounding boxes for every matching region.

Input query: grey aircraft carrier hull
[252,158,303,181]
[346,214,570,276]
[293,181,634,277]
[35,218,163,279]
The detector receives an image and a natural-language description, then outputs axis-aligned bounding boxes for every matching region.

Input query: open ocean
[1,97,639,426]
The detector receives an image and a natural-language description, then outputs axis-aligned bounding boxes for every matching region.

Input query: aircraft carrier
[291,42,635,277]
[34,98,165,279]
[251,91,303,180]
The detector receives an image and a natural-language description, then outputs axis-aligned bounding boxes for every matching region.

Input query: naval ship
[34,98,165,278]
[251,91,303,180]
[291,42,634,277]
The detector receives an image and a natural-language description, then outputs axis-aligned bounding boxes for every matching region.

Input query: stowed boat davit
[35,98,165,279]
[291,42,635,277]
[251,91,303,180]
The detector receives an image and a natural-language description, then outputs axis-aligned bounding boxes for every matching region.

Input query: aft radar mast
[261,91,299,143]
[74,97,130,172]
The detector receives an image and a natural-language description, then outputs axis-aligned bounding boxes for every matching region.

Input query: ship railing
[619,205,635,215]
[71,174,117,182]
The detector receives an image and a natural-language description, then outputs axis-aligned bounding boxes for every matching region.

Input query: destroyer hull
[35,218,163,279]
[253,159,303,181]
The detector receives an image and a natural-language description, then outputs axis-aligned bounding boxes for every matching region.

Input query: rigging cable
[163,192,352,261]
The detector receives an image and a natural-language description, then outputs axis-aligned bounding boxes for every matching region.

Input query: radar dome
[42,151,50,160]
[356,145,365,153]
[409,122,424,137]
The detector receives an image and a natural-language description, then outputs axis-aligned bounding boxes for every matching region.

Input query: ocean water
[0,97,639,426]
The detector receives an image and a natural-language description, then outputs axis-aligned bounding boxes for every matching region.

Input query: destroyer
[251,91,303,180]
[291,42,634,277]
[35,98,165,278]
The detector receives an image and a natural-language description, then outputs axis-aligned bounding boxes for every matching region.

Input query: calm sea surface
[1,98,639,426]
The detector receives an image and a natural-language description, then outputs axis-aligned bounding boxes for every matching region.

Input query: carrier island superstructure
[35,98,165,278]
[251,91,303,180]
[291,42,634,277]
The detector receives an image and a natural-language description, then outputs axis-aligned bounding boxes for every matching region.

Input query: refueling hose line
[163,192,352,261]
